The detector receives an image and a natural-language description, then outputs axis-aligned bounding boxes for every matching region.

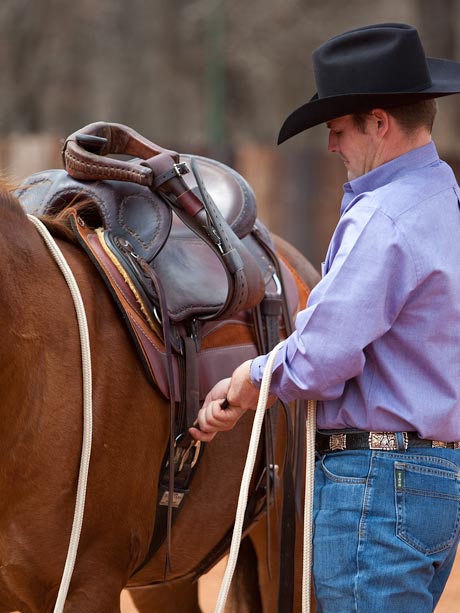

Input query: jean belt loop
[395,432,407,453]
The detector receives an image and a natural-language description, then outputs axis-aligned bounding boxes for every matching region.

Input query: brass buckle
[368,432,408,451]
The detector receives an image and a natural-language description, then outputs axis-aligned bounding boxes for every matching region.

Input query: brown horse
[0,182,319,612]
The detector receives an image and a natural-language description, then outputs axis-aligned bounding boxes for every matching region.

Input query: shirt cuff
[249,354,268,388]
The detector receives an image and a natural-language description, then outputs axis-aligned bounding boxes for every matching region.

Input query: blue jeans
[313,448,460,612]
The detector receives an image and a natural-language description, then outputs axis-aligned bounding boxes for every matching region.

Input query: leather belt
[316,430,460,454]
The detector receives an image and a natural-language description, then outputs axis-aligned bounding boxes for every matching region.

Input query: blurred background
[1,0,460,269]
[3,3,460,610]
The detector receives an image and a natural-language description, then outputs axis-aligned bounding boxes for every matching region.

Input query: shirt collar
[341,141,440,215]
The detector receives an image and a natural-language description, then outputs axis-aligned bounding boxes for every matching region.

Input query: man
[191,23,460,611]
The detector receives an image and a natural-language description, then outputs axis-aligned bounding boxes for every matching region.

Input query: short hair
[352,98,438,134]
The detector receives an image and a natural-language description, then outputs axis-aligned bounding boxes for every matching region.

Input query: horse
[0,126,319,612]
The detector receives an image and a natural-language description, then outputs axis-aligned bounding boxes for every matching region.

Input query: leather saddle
[18,151,266,324]
[15,123,306,584]
[16,122,300,404]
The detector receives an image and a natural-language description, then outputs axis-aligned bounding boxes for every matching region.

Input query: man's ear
[372,108,390,136]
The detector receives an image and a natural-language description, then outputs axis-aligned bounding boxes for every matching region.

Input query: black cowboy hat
[278,23,460,144]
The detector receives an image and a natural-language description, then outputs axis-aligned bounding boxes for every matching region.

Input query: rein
[27,215,93,613]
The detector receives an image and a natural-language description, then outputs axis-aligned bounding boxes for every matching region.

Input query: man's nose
[328,133,337,153]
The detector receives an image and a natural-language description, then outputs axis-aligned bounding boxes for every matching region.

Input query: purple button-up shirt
[251,142,460,441]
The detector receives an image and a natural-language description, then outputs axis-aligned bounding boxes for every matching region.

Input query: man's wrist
[249,357,262,389]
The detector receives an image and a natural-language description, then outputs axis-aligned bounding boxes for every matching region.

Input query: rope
[213,341,317,613]
[302,399,316,613]
[213,341,283,613]
[27,215,93,613]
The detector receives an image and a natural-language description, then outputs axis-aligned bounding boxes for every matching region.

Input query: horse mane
[0,181,26,215]
[36,199,97,245]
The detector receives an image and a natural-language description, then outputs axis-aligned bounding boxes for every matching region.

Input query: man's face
[326,114,380,181]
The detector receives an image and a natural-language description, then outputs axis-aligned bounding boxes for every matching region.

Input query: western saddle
[16,122,305,596]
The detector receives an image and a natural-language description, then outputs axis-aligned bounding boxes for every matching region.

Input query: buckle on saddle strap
[151,161,190,190]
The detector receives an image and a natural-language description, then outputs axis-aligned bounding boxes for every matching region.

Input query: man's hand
[189,360,277,442]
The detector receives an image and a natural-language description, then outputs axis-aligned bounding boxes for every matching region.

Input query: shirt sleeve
[250,202,418,402]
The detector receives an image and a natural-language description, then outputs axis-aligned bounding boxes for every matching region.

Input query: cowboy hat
[278,23,460,144]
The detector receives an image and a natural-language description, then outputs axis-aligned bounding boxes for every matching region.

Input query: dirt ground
[120,550,460,612]
[436,549,460,612]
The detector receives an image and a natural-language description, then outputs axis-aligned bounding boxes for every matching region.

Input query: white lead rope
[28,215,93,613]
[303,399,317,613]
[213,341,284,613]
[214,342,317,613]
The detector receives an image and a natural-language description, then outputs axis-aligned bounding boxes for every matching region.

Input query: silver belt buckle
[329,433,347,451]
[368,432,408,451]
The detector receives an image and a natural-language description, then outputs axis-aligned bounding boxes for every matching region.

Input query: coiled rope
[28,215,93,613]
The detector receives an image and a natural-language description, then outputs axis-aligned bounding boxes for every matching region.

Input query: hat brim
[278,58,460,144]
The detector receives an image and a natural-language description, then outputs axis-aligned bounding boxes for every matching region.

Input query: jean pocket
[321,452,369,484]
[394,461,460,554]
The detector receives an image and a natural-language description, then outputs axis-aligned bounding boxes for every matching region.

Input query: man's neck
[379,128,432,167]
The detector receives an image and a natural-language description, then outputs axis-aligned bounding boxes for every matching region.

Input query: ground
[121,551,460,611]
[120,558,226,612]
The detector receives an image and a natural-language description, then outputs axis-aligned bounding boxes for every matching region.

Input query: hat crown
[313,23,432,98]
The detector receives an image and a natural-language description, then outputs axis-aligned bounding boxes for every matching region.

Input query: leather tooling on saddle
[16,122,305,582]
